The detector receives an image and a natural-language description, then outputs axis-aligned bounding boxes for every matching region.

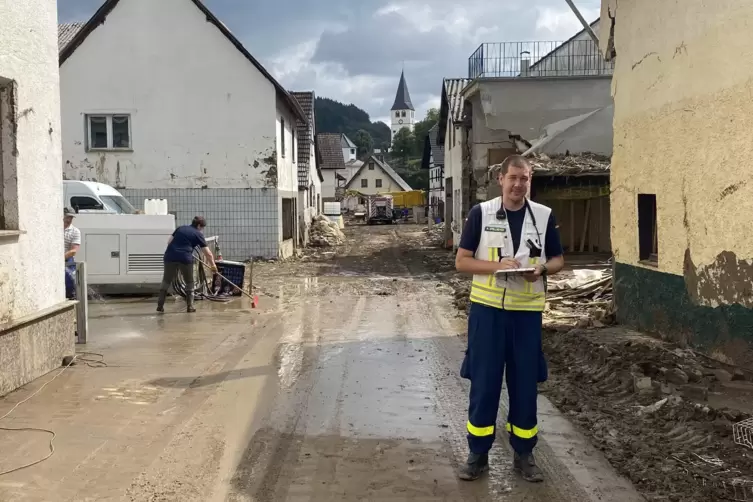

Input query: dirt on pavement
[409,223,753,502]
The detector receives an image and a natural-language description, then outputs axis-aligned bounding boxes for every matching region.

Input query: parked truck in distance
[366,195,394,225]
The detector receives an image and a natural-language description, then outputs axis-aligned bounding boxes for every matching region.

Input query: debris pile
[309,215,346,248]
[543,327,753,502]
[422,224,445,246]
[529,152,611,177]
[545,268,614,329]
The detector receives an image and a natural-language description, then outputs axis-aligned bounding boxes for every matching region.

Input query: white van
[63,180,137,214]
[62,180,176,292]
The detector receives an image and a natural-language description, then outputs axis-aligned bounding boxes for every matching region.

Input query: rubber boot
[514,452,544,483]
[157,289,167,313]
[458,453,489,481]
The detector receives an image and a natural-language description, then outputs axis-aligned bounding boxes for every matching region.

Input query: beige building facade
[603,0,753,356]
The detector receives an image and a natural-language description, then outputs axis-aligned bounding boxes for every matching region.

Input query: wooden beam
[589,198,597,252]
[579,199,591,252]
[597,196,604,252]
[569,200,575,252]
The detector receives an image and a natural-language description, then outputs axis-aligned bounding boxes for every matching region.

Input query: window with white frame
[86,114,131,150]
[280,118,286,158]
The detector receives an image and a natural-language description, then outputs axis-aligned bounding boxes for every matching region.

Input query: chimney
[520,50,531,77]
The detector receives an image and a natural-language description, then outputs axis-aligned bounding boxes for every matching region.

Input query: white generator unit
[73,213,175,293]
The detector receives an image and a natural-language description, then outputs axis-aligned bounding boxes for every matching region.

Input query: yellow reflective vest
[469,197,551,311]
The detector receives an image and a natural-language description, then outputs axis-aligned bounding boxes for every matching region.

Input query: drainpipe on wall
[564,0,599,46]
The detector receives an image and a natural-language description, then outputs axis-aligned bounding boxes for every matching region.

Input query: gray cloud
[58,0,601,124]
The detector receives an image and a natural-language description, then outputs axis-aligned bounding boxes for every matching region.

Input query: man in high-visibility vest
[455,155,564,482]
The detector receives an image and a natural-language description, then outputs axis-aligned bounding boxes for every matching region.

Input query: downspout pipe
[564,0,599,46]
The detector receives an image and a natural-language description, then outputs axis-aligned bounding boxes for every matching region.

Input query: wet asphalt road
[223,225,641,501]
[0,225,641,502]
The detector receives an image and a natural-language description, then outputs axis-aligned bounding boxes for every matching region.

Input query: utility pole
[564,0,599,46]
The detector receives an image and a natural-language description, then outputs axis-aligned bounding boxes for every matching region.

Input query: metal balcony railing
[468,40,614,79]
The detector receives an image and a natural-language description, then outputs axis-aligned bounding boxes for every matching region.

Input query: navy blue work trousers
[65,257,76,300]
[461,302,543,455]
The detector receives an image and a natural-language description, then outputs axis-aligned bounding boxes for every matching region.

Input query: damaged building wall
[59,0,279,190]
[608,0,753,358]
[0,0,75,396]
[463,77,613,201]
[444,120,464,247]
[0,0,66,322]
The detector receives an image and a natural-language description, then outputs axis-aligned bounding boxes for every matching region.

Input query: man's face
[64,215,74,227]
[498,165,531,203]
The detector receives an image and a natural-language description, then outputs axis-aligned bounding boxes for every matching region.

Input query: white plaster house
[316,133,347,200]
[0,0,76,396]
[58,0,307,260]
[437,78,470,247]
[342,135,357,164]
[390,71,415,138]
[344,155,411,195]
[422,124,445,221]
[290,91,323,246]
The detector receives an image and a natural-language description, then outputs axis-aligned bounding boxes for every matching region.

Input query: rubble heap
[545,268,615,329]
[309,215,346,247]
[544,327,753,502]
[529,152,611,177]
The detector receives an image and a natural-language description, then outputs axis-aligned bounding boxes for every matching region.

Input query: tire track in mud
[227,296,368,501]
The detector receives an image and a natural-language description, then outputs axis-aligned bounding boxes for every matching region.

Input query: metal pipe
[564,0,599,46]
[75,262,88,344]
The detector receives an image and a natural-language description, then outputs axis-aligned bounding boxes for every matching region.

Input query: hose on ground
[171,247,233,303]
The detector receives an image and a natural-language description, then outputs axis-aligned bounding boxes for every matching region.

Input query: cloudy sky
[58,0,600,125]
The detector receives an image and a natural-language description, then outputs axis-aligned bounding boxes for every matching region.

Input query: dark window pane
[70,196,103,211]
[89,116,107,148]
[112,115,130,148]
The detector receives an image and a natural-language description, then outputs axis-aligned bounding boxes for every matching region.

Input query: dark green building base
[614,262,753,361]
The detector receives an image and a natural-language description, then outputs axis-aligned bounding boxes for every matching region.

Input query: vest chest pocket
[483,225,507,249]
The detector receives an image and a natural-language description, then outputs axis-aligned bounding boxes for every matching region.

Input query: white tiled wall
[121,188,280,260]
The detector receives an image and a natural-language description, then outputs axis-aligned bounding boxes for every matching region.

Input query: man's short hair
[191,216,207,228]
[493,155,532,178]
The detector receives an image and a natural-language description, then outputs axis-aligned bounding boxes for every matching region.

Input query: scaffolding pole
[564,0,600,46]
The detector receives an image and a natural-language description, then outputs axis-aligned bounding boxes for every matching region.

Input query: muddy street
[228,225,638,501]
[0,224,638,502]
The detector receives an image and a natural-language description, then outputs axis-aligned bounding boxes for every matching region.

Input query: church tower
[390,70,415,138]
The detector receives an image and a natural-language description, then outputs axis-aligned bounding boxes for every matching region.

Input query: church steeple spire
[391,70,414,111]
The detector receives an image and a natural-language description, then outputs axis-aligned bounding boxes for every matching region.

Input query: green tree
[391,128,415,170]
[353,129,373,159]
[412,108,440,156]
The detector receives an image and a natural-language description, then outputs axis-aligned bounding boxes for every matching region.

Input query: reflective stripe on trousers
[462,302,541,455]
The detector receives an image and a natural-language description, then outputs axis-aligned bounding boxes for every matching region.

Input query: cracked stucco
[0,0,65,322]
[609,0,753,307]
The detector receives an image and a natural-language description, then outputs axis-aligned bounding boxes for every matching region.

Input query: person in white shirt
[64,207,81,300]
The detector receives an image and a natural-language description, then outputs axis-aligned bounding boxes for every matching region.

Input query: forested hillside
[315,96,438,190]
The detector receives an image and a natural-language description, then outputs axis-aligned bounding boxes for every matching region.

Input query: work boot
[186,306,196,313]
[514,452,544,483]
[458,453,489,481]
[156,305,164,313]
